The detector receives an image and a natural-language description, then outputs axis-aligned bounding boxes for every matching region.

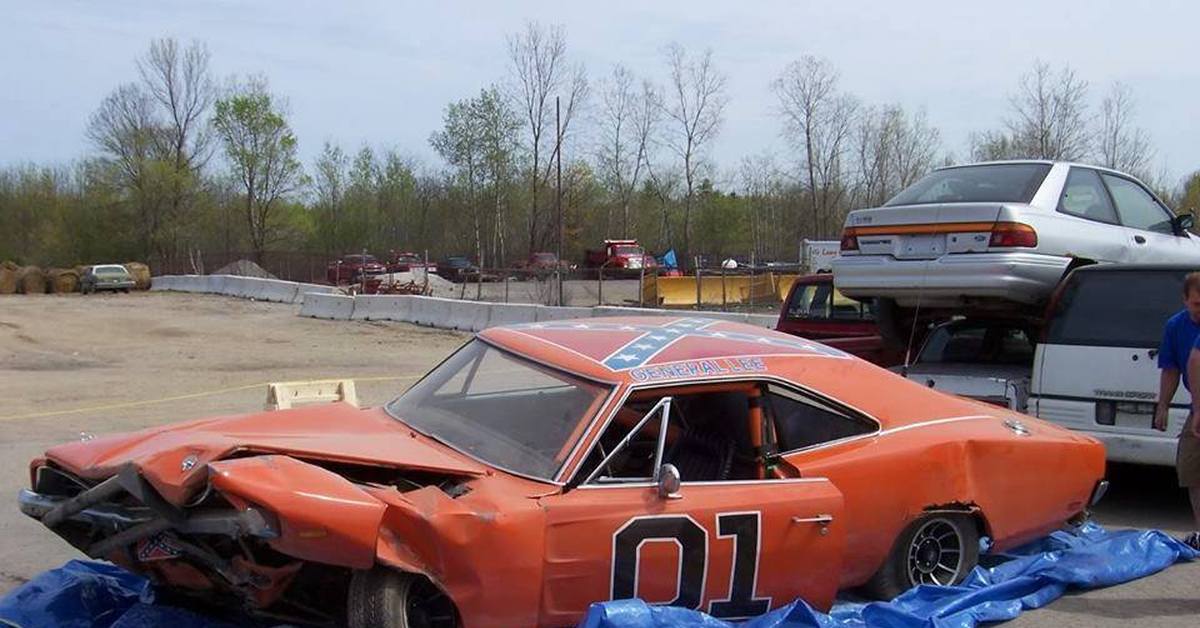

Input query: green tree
[212,77,304,263]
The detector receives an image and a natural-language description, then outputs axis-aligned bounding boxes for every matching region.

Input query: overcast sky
[3,0,1199,183]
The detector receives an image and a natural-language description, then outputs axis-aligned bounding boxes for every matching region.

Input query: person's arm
[1156,367,1180,431]
[1191,350,1200,438]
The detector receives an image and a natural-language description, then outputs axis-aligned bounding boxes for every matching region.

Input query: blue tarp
[578,523,1198,628]
[0,525,1193,628]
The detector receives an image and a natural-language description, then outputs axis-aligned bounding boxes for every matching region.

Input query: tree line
[2,26,1197,275]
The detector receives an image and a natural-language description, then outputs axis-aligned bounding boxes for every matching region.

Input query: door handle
[791,514,834,535]
[1134,235,1147,244]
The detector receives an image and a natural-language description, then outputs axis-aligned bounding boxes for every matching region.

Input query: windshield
[386,340,611,480]
[885,163,1051,207]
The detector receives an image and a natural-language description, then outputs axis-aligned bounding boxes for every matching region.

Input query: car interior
[576,381,877,484]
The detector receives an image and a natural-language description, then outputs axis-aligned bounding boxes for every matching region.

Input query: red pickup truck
[326,254,387,285]
[776,274,905,367]
[583,239,658,276]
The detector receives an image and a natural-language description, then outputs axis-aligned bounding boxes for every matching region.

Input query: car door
[1051,167,1131,263]
[1101,172,1200,263]
[537,397,846,626]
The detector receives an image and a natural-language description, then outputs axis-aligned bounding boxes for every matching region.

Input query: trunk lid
[844,202,1008,259]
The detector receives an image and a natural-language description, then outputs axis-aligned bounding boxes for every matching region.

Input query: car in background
[1032,264,1195,467]
[326,254,387,285]
[512,252,566,279]
[776,274,904,367]
[80,265,136,294]
[583,239,658,277]
[437,256,482,283]
[385,251,437,275]
[834,161,1200,314]
[897,318,1036,411]
[19,317,1106,627]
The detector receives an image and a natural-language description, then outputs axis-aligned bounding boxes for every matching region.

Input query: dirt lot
[0,292,1196,625]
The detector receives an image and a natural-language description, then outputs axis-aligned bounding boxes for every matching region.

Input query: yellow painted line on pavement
[0,374,422,422]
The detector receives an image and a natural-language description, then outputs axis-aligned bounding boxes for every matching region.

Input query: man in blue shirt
[1155,272,1200,550]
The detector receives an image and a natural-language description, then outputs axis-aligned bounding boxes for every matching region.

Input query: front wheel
[347,569,459,628]
[862,513,980,599]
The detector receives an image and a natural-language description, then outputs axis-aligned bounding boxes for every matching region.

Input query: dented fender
[208,455,385,569]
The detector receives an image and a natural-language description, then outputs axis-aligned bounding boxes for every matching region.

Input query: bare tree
[595,65,659,238]
[507,21,588,254]
[86,84,161,256]
[1097,82,1152,178]
[774,56,858,241]
[855,105,941,207]
[661,44,727,264]
[1008,61,1091,160]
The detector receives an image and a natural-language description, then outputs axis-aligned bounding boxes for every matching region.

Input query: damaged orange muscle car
[19,317,1107,627]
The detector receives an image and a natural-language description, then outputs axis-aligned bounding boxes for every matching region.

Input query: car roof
[934,159,1144,180]
[480,316,990,429]
[93,264,128,271]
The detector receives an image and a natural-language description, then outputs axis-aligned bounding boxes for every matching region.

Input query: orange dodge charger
[19,317,1106,627]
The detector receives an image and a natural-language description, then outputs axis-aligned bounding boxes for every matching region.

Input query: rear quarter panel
[784,412,1103,588]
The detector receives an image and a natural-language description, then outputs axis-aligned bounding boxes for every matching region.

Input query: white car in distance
[833,161,1200,314]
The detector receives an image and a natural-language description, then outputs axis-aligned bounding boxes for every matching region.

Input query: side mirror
[1172,213,1195,236]
[656,464,681,499]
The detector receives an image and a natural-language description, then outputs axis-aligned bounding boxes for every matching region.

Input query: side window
[1102,174,1174,234]
[1057,168,1118,224]
[765,384,875,452]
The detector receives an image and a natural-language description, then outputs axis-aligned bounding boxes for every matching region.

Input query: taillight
[989,222,1037,248]
[840,229,859,252]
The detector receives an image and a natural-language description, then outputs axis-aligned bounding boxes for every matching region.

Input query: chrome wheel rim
[906,518,965,587]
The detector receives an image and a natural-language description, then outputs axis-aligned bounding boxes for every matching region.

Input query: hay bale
[17,266,46,294]
[124,262,151,290]
[1,260,17,271]
[46,268,80,294]
[0,265,16,295]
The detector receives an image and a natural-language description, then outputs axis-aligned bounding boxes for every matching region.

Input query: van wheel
[861,513,980,599]
[347,569,459,628]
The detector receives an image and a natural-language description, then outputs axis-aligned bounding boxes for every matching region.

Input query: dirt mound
[46,268,80,294]
[213,259,276,279]
[17,266,46,294]
[123,262,151,290]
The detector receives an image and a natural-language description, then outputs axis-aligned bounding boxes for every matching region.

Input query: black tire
[347,569,459,628]
[861,513,980,600]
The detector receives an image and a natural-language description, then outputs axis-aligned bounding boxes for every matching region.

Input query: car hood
[43,402,486,505]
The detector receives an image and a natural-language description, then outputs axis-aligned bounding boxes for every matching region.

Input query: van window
[1045,269,1190,348]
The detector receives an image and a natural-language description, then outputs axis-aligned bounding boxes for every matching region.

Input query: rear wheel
[347,569,459,628]
[862,513,980,599]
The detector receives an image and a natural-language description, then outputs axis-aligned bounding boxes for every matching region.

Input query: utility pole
[555,95,564,307]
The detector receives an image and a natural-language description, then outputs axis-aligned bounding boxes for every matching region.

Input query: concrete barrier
[485,302,540,328]
[256,279,300,303]
[292,283,339,303]
[149,275,178,291]
[300,293,356,320]
[351,295,413,321]
[409,296,457,327]
[534,305,595,322]
[446,300,491,331]
[180,275,207,292]
[592,305,675,319]
[205,274,226,294]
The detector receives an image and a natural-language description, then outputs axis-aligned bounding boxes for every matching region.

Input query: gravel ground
[0,292,1195,625]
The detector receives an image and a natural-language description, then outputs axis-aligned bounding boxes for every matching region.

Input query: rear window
[1046,269,1191,348]
[885,163,1052,207]
[785,282,875,321]
[918,323,1035,365]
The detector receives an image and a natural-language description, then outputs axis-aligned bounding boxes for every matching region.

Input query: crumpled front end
[19,453,471,626]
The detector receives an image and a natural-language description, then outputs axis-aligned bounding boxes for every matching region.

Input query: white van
[1031,264,1194,466]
